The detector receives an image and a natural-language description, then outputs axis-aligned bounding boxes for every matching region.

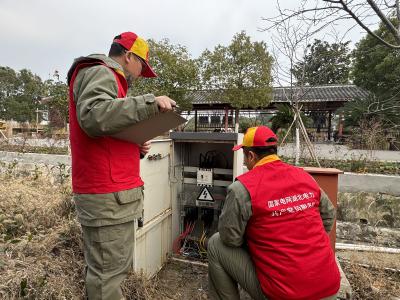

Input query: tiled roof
[189,85,368,105]
[273,85,368,103]
[189,89,226,105]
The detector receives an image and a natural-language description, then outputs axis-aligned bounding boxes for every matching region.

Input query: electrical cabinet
[171,132,243,259]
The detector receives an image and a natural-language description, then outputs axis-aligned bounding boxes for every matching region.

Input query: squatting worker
[67,32,176,300]
[207,126,340,300]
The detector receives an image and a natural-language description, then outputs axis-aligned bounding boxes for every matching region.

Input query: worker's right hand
[155,96,176,113]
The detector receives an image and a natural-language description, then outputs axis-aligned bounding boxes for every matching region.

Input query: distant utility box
[170,132,243,259]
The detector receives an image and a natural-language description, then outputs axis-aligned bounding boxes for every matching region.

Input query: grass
[337,192,400,230]
[0,175,84,299]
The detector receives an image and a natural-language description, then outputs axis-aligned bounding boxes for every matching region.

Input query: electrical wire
[173,221,194,254]
[198,225,208,258]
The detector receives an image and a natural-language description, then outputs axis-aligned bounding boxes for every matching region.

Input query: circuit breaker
[171,132,243,259]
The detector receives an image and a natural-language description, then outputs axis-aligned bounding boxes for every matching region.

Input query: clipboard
[112,111,187,144]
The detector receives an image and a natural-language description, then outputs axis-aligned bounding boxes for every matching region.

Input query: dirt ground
[148,258,251,300]
[151,259,209,299]
[147,251,400,300]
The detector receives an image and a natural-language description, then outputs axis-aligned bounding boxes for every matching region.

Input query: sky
[0,0,370,82]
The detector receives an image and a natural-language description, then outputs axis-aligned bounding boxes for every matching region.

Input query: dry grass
[0,177,72,240]
[0,175,159,299]
[122,271,160,300]
[338,250,400,299]
[0,175,85,299]
[342,261,400,299]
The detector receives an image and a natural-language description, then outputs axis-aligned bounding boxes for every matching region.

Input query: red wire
[173,221,193,254]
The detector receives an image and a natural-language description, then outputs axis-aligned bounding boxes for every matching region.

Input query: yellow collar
[254,154,280,168]
[114,68,126,78]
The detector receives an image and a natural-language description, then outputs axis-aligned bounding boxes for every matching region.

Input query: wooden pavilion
[184,84,368,141]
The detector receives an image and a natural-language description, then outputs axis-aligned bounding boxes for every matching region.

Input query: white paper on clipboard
[112,111,187,144]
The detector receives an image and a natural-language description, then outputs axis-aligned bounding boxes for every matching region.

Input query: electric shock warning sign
[197,187,214,201]
[196,187,215,207]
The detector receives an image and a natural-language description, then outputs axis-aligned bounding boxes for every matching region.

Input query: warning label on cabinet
[197,187,214,201]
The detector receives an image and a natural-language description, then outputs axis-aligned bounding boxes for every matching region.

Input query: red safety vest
[68,60,143,194]
[237,160,340,300]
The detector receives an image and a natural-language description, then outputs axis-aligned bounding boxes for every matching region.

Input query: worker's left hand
[139,141,151,156]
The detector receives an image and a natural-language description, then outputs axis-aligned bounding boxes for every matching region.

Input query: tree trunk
[234,109,239,133]
[295,124,300,165]
[194,110,198,132]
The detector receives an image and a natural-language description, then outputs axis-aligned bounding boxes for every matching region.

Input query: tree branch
[366,0,400,43]
[333,0,400,48]
[397,0,400,34]
[263,0,400,49]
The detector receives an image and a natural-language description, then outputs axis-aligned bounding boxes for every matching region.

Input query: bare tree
[265,2,332,166]
[262,0,400,49]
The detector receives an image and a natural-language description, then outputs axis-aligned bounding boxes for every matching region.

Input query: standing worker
[67,31,176,300]
[208,126,340,300]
